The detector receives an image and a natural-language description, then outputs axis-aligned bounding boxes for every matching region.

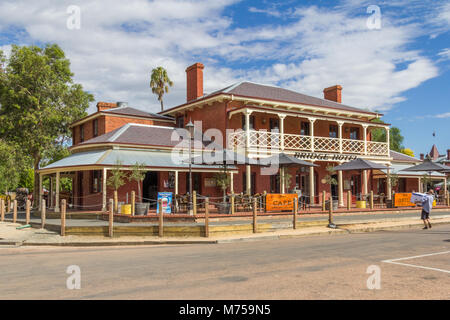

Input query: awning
[38,148,237,174]
[373,164,446,178]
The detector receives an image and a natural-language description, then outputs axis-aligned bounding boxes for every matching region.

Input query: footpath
[1,211,450,247]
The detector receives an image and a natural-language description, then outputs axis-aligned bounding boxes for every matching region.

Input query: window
[80,124,85,142]
[269,118,279,131]
[350,127,359,140]
[91,170,102,193]
[93,119,98,137]
[243,173,256,194]
[176,115,184,128]
[329,125,338,138]
[300,121,310,135]
[241,114,255,130]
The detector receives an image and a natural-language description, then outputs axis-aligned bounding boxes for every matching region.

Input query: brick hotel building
[38,63,447,212]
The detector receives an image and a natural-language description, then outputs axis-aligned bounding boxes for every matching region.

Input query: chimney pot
[447,149,450,161]
[186,63,204,102]
[97,102,118,112]
[420,153,424,161]
[323,85,342,103]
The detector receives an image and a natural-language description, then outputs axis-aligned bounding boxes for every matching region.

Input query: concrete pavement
[0,225,449,299]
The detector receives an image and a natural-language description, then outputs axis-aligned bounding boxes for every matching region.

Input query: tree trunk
[33,156,41,209]
[160,99,164,112]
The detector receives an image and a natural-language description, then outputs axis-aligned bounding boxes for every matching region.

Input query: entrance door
[143,171,158,207]
[186,172,202,195]
[77,172,83,207]
[351,174,360,197]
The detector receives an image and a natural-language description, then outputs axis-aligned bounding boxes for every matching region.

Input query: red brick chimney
[186,62,204,102]
[323,85,342,103]
[447,149,450,160]
[97,102,117,112]
[420,153,424,161]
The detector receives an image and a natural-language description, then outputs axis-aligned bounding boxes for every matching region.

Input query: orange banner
[394,193,416,207]
[266,193,298,211]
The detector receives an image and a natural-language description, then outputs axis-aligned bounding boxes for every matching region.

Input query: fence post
[322,190,326,211]
[114,190,118,214]
[131,191,135,216]
[370,191,374,209]
[7,197,10,214]
[446,194,449,207]
[231,193,235,215]
[193,191,197,216]
[204,197,209,238]
[13,200,17,223]
[158,199,163,237]
[41,199,46,229]
[253,197,257,233]
[0,199,4,222]
[293,197,298,230]
[26,199,31,225]
[61,199,66,236]
[263,191,267,212]
[347,191,351,210]
[109,198,114,238]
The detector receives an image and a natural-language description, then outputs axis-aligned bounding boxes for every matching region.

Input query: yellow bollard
[131,191,135,216]
[322,191,326,211]
[293,197,298,230]
[26,199,31,225]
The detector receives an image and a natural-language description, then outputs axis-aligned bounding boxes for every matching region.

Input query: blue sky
[0,0,449,157]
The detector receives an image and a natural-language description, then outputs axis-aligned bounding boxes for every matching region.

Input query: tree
[323,164,338,227]
[0,140,24,193]
[150,66,173,111]
[401,148,414,157]
[129,162,146,201]
[213,172,231,202]
[370,118,404,152]
[107,160,127,212]
[0,44,93,207]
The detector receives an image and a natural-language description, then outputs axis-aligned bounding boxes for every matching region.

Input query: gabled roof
[74,123,213,149]
[161,81,380,117]
[390,150,420,163]
[102,105,173,120]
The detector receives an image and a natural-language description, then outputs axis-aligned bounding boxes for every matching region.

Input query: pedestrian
[419,189,434,229]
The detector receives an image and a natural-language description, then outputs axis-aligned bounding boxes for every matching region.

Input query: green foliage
[107,160,127,191]
[0,140,22,192]
[389,173,399,188]
[370,118,405,152]
[19,167,35,191]
[323,165,338,186]
[214,172,231,191]
[0,44,94,201]
[150,66,173,111]
[129,162,146,198]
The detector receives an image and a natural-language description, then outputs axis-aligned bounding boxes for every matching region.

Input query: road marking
[382,250,450,274]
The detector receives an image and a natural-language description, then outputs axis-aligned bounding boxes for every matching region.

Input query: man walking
[420,189,434,229]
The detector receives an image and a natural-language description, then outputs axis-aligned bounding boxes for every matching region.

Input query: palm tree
[150,66,173,111]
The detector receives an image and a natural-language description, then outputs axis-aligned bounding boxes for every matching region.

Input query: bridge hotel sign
[294,152,358,161]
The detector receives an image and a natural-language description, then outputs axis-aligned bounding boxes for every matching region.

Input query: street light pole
[186,120,194,215]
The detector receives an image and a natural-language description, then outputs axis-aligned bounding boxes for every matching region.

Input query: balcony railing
[228,130,389,157]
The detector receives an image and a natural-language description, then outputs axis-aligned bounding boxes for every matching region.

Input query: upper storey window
[300,121,310,136]
[176,115,184,128]
[329,125,338,138]
[80,124,85,142]
[93,119,98,137]
[350,127,359,140]
[241,114,255,130]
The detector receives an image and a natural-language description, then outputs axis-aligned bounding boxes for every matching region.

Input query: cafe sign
[294,152,358,161]
[266,193,298,211]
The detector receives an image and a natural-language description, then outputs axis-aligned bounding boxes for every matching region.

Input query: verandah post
[26,199,31,224]
[131,191,135,216]
[322,190,326,211]
[109,198,114,238]
[293,196,298,230]
[347,190,351,210]
[41,199,46,229]
[0,199,4,222]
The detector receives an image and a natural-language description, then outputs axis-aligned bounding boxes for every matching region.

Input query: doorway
[143,171,158,207]
[330,174,338,200]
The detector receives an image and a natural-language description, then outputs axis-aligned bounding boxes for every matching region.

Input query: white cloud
[435,112,450,119]
[0,0,442,114]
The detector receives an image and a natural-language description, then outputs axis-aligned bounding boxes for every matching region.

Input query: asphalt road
[0,225,449,299]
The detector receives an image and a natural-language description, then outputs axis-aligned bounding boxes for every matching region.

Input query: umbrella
[333,158,388,171]
[401,159,449,173]
[260,153,318,167]
[332,158,388,199]
[190,149,261,166]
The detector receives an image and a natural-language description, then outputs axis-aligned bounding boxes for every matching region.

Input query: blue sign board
[157,192,173,214]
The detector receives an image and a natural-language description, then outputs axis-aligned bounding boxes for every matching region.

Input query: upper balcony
[228,130,389,157]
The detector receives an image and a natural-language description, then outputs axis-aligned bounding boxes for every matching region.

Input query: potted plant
[129,162,148,215]
[106,160,126,214]
[213,172,231,214]
[386,173,398,208]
